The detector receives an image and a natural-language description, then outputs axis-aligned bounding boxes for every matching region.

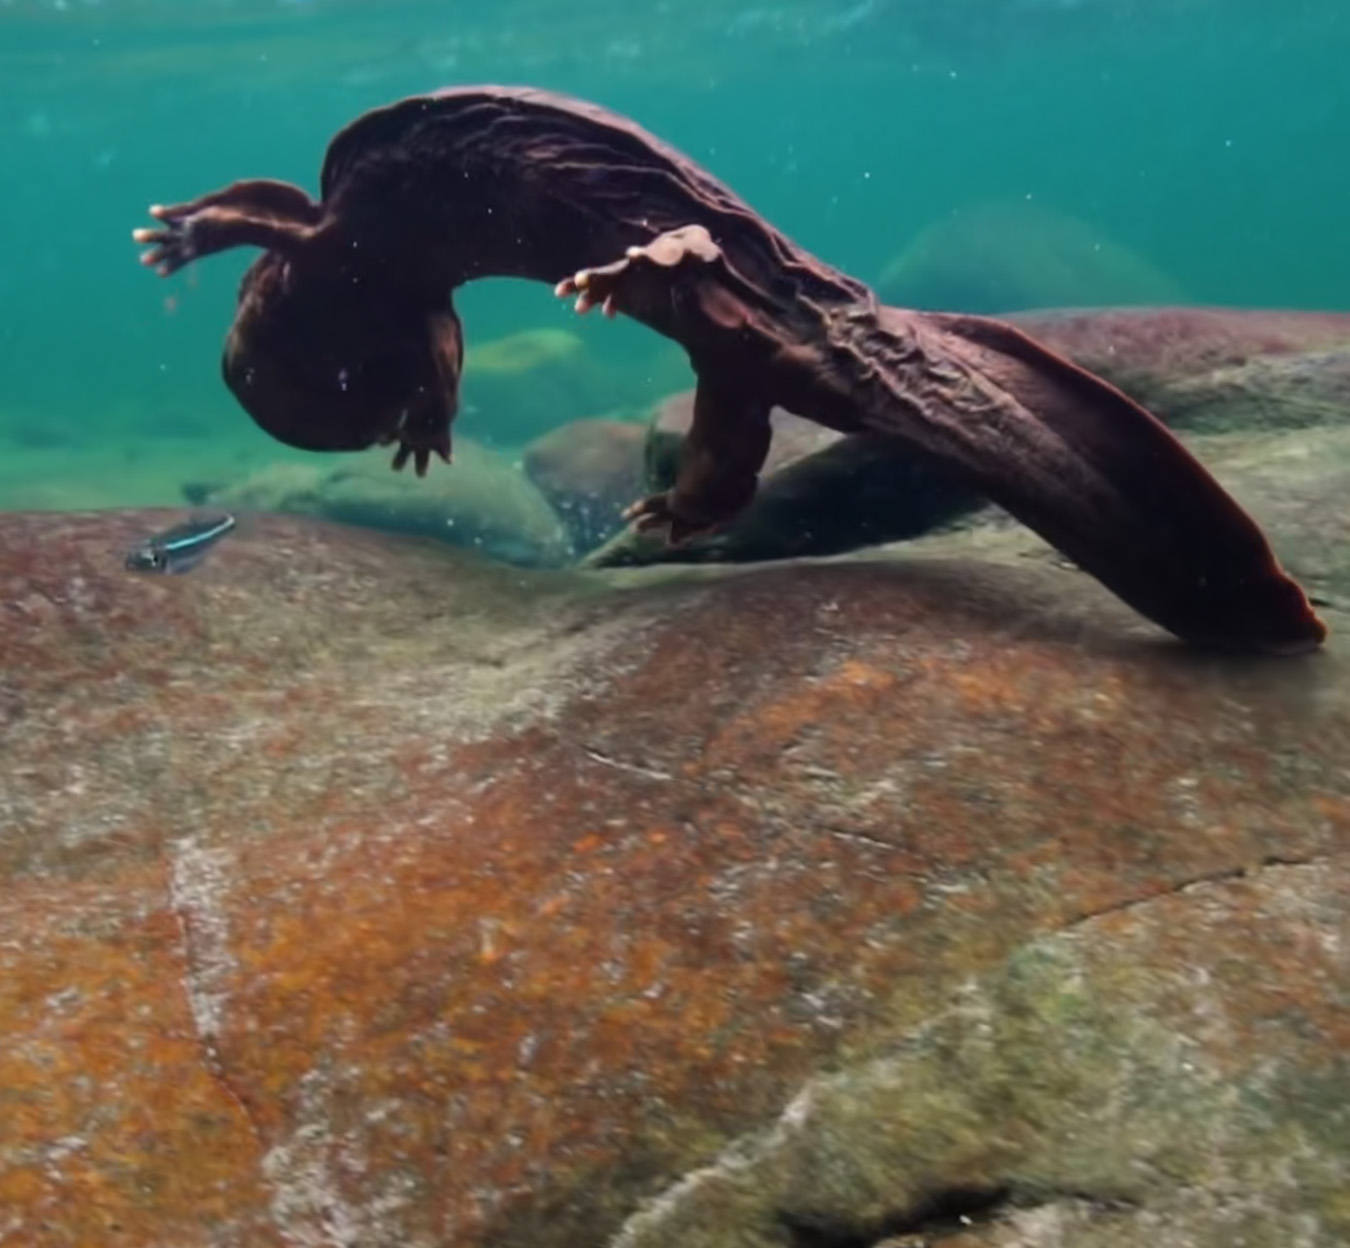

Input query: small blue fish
[124,512,237,575]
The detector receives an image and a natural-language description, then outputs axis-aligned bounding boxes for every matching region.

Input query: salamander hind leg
[554,227,773,546]
[624,374,772,547]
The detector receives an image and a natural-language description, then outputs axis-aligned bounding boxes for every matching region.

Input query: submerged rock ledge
[1,509,1347,1247]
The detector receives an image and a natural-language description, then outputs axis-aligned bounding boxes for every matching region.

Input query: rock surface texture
[1,503,1347,1247]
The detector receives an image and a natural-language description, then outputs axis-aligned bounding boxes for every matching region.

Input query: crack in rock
[1063,853,1326,930]
[781,1184,1142,1248]
[780,1184,1014,1246]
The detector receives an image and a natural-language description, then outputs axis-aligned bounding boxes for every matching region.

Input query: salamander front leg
[132,179,323,276]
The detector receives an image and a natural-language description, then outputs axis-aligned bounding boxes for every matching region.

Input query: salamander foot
[622,491,725,547]
[132,203,211,276]
[554,225,724,318]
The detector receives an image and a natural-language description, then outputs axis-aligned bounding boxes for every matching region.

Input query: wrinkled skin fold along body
[132,85,1325,655]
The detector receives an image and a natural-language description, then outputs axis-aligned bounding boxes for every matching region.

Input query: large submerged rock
[876,201,1187,314]
[521,417,649,551]
[458,327,686,447]
[587,392,978,567]
[590,307,1350,569]
[191,439,574,568]
[1,500,1347,1247]
[1014,306,1350,434]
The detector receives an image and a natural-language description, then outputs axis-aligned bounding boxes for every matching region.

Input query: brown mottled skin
[133,85,1325,654]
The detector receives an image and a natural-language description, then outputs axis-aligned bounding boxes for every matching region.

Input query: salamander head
[222,253,463,473]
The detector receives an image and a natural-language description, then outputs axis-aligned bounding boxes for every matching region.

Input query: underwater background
[0,0,1346,512]
[6,6,1350,1243]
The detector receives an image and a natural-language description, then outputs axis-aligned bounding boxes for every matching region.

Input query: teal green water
[0,0,1346,506]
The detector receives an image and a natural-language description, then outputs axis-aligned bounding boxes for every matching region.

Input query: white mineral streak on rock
[261,1067,426,1248]
[263,1076,363,1248]
[168,836,236,1042]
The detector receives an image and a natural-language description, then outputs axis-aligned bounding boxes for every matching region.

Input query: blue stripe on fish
[124,512,238,574]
